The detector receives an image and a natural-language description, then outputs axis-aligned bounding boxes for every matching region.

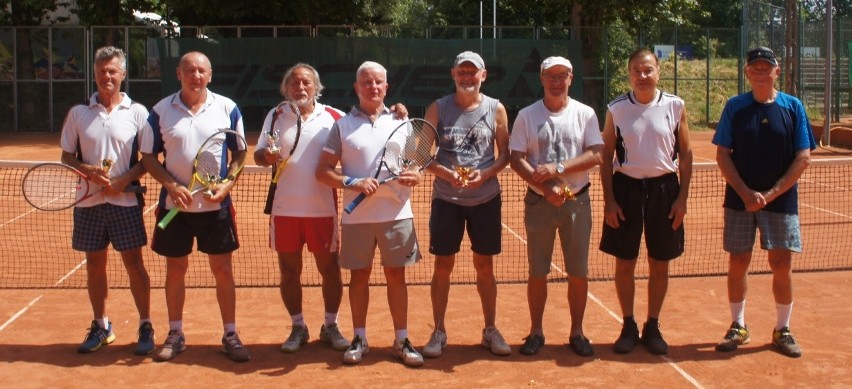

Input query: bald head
[176,51,213,99]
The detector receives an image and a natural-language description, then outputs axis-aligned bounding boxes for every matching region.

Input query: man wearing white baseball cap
[421,50,512,358]
[509,55,603,356]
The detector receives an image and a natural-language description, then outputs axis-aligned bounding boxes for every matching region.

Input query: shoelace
[225,335,244,349]
[164,332,182,347]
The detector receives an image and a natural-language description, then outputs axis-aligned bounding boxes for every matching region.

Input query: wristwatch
[556,163,565,174]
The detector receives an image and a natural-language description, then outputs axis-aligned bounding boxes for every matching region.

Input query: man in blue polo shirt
[712,46,816,358]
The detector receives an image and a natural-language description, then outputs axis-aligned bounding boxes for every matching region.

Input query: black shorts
[151,205,240,257]
[429,194,501,256]
[599,172,684,261]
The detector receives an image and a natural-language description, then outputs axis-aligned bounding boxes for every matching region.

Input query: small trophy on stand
[560,184,576,201]
[454,165,473,187]
[266,130,280,154]
[204,173,221,197]
[101,159,114,175]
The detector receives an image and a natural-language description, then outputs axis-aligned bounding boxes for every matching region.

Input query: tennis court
[1,131,851,387]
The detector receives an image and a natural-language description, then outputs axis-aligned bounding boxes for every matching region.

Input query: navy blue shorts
[429,194,502,256]
[151,205,240,257]
[72,204,147,252]
[599,172,684,261]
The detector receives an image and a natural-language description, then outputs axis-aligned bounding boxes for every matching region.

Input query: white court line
[0,295,42,332]
[501,222,705,389]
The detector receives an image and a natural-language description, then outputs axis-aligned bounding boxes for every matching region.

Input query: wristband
[343,176,360,189]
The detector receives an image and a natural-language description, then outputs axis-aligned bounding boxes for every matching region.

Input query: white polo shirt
[140,89,246,212]
[322,106,412,224]
[256,102,343,217]
[60,92,148,208]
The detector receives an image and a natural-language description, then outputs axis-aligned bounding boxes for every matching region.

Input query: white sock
[139,318,152,326]
[730,301,745,327]
[96,317,109,330]
[291,313,305,327]
[395,329,408,343]
[224,323,236,335]
[324,312,338,326]
[354,327,366,340]
[776,302,793,330]
[169,320,183,333]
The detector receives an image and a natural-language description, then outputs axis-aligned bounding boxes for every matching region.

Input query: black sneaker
[641,322,668,355]
[613,320,640,354]
[569,334,594,357]
[772,327,802,358]
[519,334,545,355]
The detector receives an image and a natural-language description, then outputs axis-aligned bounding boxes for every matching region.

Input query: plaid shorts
[723,208,802,253]
[72,204,147,252]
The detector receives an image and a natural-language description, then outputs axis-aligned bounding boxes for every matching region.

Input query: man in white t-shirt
[253,63,349,353]
[509,56,603,357]
[141,51,250,363]
[60,46,154,356]
[316,61,424,367]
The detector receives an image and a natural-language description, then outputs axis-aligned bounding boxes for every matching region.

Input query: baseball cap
[747,47,778,66]
[541,56,573,72]
[454,51,485,69]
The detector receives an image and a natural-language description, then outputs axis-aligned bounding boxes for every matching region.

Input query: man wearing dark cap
[712,46,816,358]
[421,51,511,358]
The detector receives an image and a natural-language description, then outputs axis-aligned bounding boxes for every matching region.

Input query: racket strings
[23,167,82,209]
[195,138,227,185]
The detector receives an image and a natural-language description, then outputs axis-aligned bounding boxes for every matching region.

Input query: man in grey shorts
[712,46,816,358]
[509,56,603,357]
[316,61,424,367]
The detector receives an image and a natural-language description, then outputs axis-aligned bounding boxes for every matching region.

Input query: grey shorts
[723,208,802,253]
[524,189,591,278]
[339,219,422,270]
[72,204,147,252]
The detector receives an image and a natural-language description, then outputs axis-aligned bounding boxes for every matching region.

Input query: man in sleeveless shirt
[421,51,512,358]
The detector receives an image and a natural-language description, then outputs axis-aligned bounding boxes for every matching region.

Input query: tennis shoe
[422,329,447,358]
[613,320,640,354]
[134,322,156,355]
[320,323,350,351]
[343,335,369,364]
[519,333,545,356]
[772,327,802,358]
[481,326,511,356]
[641,321,669,355]
[78,320,115,353]
[716,322,750,352]
[569,334,595,357]
[394,338,424,367]
[280,325,309,353]
[154,330,185,362]
[222,332,251,362]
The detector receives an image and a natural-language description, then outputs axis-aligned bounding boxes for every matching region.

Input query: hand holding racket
[343,118,438,214]
[157,128,247,229]
[263,101,302,215]
[22,162,146,211]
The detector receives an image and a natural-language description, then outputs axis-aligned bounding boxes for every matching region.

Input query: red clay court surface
[0,131,850,387]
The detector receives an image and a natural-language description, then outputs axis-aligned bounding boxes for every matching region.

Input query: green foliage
[2,0,70,25]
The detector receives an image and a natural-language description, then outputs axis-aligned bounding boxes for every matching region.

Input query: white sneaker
[342,335,369,364]
[280,325,309,353]
[320,323,351,351]
[481,326,511,356]
[394,338,424,367]
[422,329,447,358]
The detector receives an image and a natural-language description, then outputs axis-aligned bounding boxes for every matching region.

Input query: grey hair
[94,46,127,71]
[280,63,324,100]
[356,61,387,79]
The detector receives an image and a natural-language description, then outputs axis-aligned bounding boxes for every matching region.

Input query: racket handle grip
[344,193,367,214]
[263,183,276,215]
[157,207,180,230]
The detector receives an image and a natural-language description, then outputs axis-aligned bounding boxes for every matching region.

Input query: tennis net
[0,159,850,289]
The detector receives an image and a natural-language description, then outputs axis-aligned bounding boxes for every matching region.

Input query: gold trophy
[101,159,114,175]
[561,184,576,201]
[454,165,473,186]
[204,173,221,197]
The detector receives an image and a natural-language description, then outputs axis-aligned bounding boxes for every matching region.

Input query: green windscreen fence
[157,37,582,127]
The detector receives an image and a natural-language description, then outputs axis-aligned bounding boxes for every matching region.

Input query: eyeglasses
[542,73,571,82]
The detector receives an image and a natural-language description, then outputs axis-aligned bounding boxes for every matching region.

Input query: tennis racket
[343,118,438,214]
[156,128,247,229]
[263,101,302,215]
[21,162,146,211]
